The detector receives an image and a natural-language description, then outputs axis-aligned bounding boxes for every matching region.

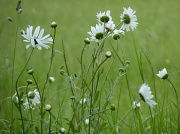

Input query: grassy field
[0,0,180,133]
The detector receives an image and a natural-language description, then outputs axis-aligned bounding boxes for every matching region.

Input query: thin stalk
[15,48,34,133]
[40,27,56,133]
[48,112,52,134]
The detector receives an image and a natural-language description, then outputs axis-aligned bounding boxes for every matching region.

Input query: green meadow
[0,0,180,133]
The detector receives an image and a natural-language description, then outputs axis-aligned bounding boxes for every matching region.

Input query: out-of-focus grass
[0,0,180,132]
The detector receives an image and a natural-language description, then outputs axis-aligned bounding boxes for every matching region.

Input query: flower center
[95,32,104,40]
[34,39,38,45]
[123,14,131,24]
[100,16,110,23]
[139,93,145,102]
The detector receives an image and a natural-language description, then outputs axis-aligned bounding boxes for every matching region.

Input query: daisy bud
[105,51,112,58]
[125,61,130,67]
[28,69,34,75]
[18,9,22,14]
[49,77,55,83]
[27,79,33,84]
[113,34,120,40]
[7,17,13,22]
[51,21,57,28]
[28,91,35,99]
[60,70,65,75]
[60,127,66,134]
[110,104,116,111]
[45,104,52,111]
[84,38,90,44]
[70,96,76,100]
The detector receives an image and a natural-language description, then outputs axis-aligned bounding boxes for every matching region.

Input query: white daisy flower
[87,24,105,42]
[132,101,141,109]
[21,25,53,50]
[96,10,112,23]
[105,20,115,31]
[23,89,40,110]
[120,7,138,32]
[157,68,168,79]
[139,83,157,108]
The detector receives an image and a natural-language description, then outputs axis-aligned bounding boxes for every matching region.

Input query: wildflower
[45,104,52,111]
[139,83,157,108]
[84,118,89,125]
[157,68,168,79]
[23,89,40,109]
[105,51,112,58]
[132,101,140,109]
[96,10,112,23]
[80,98,87,104]
[21,25,53,50]
[87,24,105,42]
[120,7,138,32]
[49,76,55,83]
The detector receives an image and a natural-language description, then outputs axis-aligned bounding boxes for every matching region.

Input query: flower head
[87,24,106,42]
[120,7,138,32]
[96,10,112,23]
[84,118,89,125]
[23,89,40,109]
[21,25,53,50]
[139,83,157,108]
[157,68,168,79]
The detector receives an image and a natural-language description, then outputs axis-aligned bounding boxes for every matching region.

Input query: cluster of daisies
[87,7,138,43]
[20,7,169,110]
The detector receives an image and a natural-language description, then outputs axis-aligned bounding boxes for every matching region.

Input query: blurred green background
[0,0,180,131]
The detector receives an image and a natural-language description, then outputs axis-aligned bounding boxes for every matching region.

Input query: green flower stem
[15,48,34,134]
[40,27,56,133]
[25,83,33,133]
[48,111,52,134]
[167,78,179,133]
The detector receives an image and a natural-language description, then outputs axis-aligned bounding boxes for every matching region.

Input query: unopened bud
[110,104,116,111]
[60,70,65,75]
[51,21,57,28]
[28,91,35,99]
[84,38,90,44]
[49,77,55,83]
[7,17,13,22]
[60,127,66,134]
[45,104,52,111]
[27,79,33,84]
[105,51,112,58]
[28,69,34,75]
